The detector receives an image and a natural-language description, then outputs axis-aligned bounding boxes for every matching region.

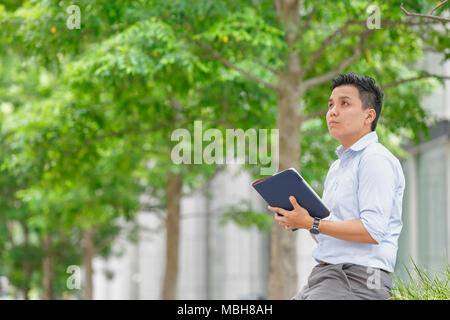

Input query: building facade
[395,52,450,281]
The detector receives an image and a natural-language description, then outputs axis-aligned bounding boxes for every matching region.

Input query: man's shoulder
[329,158,340,171]
[359,142,405,185]
[360,142,401,166]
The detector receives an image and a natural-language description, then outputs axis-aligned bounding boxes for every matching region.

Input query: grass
[392,258,450,300]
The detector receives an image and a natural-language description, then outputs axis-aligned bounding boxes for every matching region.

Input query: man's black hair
[330,73,383,131]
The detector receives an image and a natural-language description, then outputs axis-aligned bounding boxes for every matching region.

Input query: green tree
[2,0,449,300]
[141,0,448,299]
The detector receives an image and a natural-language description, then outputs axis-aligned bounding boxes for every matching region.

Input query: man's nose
[328,105,338,116]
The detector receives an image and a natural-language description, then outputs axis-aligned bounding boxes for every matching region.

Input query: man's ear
[366,108,376,124]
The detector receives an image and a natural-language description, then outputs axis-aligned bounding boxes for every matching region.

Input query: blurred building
[92,52,449,299]
[93,166,279,299]
[395,52,450,281]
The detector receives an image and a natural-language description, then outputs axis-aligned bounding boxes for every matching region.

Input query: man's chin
[329,130,344,143]
[328,129,338,138]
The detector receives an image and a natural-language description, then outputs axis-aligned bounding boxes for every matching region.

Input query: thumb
[289,195,300,209]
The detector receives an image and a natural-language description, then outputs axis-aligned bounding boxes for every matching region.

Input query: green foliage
[0,0,448,299]
[392,258,450,300]
[220,200,273,233]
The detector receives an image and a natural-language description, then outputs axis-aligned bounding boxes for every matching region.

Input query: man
[268,73,405,300]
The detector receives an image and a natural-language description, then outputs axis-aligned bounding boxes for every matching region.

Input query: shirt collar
[335,131,378,158]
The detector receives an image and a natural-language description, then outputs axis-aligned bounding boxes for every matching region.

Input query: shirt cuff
[360,215,386,244]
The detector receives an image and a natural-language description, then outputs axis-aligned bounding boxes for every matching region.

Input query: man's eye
[342,101,348,106]
[329,104,333,109]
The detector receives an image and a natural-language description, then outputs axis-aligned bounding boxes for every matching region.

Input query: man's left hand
[268,195,314,231]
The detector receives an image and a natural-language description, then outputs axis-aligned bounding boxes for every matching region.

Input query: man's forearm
[318,219,378,244]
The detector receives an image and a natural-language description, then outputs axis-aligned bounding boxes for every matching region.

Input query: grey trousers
[292,263,393,300]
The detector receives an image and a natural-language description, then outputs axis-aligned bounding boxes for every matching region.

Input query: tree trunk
[268,75,303,299]
[42,232,54,300]
[269,0,303,299]
[162,172,182,299]
[82,228,95,300]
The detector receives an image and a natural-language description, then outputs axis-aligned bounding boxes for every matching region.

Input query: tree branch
[400,2,450,23]
[301,7,317,34]
[187,35,279,91]
[83,114,233,147]
[430,0,449,15]
[181,21,279,90]
[303,17,441,77]
[299,109,328,122]
[381,73,450,90]
[84,122,170,145]
[305,20,353,73]
[64,112,232,158]
[302,51,361,89]
[379,19,446,27]
[302,31,372,90]
[301,129,327,135]
[255,58,281,76]
[211,50,279,90]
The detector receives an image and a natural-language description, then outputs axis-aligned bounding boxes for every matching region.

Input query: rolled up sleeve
[358,154,396,244]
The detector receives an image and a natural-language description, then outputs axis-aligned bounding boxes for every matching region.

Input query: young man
[268,73,405,300]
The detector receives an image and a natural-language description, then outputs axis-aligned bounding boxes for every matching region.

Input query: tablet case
[252,168,330,231]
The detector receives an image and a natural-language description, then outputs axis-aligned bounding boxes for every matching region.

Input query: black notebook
[252,168,330,231]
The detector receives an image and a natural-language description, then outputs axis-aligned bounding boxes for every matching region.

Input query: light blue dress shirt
[312,131,405,272]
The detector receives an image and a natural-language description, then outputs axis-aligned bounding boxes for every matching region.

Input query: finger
[289,195,301,210]
[268,206,290,216]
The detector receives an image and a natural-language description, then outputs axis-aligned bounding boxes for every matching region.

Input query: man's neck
[341,130,372,150]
